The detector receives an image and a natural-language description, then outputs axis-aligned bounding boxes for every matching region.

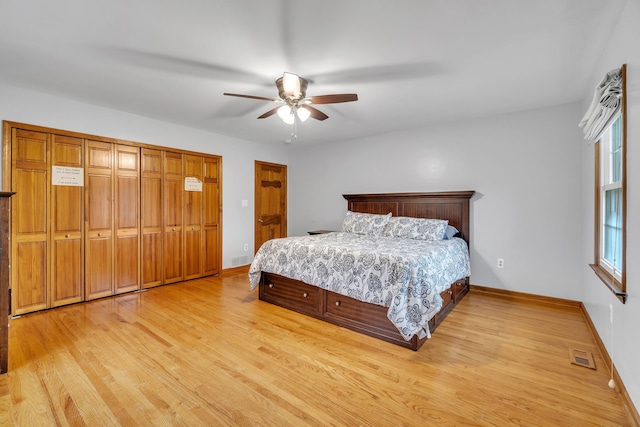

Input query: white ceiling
[0,0,626,145]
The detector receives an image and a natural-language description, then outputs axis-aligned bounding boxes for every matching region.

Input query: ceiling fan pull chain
[292,115,298,141]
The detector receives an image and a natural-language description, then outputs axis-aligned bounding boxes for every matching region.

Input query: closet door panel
[52,238,82,302]
[85,141,114,300]
[87,237,112,298]
[114,145,140,294]
[141,149,163,288]
[11,129,49,314]
[203,228,219,275]
[184,230,201,279]
[142,233,162,287]
[163,152,183,283]
[116,235,138,292]
[203,157,220,276]
[14,241,47,312]
[183,155,202,280]
[164,230,182,283]
[51,134,84,306]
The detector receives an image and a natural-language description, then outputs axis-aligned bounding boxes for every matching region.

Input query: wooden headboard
[343,191,474,245]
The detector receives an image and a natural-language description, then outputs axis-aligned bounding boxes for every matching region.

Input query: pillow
[382,216,449,241]
[443,225,459,240]
[341,211,391,236]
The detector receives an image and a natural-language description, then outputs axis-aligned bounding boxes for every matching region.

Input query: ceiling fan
[223,72,358,124]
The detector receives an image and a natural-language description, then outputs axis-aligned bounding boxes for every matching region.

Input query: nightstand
[307,230,335,235]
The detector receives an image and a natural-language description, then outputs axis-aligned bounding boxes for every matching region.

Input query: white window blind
[579,68,622,141]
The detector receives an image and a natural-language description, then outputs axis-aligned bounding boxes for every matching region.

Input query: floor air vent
[569,348,596,369]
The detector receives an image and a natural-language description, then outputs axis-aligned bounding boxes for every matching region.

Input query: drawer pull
[335,301,341,307]
[303,292,308,298]
[65,234,70,238]
[172,227,176,231]
[268,283,274,288]
[98,232,102,236]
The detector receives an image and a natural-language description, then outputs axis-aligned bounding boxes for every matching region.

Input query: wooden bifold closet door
[141,148,164,288]
[84,140,115,300]
[51,135,84,307]
[11,129,50,314]
[202,157,220,276]
[163,151,183,284]
[6,122,222,316]
[114,144,140,295]
[84,142,140,300]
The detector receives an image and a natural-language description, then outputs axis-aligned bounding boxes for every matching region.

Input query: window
[592,112,626,302]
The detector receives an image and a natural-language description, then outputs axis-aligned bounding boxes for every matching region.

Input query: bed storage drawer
[325,292,396,333]
[260,273,321,315]
[451,279,468,303]
[324,291,427,349]
[436,287,454,322]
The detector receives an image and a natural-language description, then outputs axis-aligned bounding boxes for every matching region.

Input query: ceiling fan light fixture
[277,73,308,100]
[296,106,311,122]
[277,105,295,124]
[282,114,295,125]
[282,72,301,98]
[277,105,292,120]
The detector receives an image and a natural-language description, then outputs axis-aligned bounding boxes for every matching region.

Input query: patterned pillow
[382,216,449,240]
[341,211,392,236]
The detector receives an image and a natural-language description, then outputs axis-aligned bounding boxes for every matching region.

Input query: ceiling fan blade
[257,107,280,119]
[305,106,329,121]
[309,94,358,104]
[224,93,279,102]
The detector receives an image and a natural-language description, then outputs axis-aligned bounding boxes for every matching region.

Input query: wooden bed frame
[259,191,474,351]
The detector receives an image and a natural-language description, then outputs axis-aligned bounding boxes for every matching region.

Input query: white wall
[0,83,289,269]
[289,102,584,300]
[580,0,640,411]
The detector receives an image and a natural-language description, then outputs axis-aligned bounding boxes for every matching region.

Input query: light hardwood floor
[0,268,633,426]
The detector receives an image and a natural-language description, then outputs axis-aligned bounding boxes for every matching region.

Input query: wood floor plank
[1,268,633,426]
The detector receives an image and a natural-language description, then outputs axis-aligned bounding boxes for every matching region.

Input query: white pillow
[342,211,392,236]
[382,216,449,240]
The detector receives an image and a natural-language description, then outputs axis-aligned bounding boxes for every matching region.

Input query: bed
[249,191,474,351]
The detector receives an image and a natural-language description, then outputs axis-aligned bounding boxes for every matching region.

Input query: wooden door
[114,144,140,294]
[183,155,203,280]
[141,148,164,288]
[85,140,114,300]
[203,156,221,276]
[11,129,49,314]
[163,151,183,284]
[254,161,287,252]
[51,135,84,306]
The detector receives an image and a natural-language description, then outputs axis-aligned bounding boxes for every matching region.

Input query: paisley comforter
[249,232,470,340]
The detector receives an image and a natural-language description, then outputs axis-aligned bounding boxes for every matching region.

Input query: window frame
[590,65,627,303]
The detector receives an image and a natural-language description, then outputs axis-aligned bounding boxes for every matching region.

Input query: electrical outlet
[497,258,504,269]
[243,243,248,251]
